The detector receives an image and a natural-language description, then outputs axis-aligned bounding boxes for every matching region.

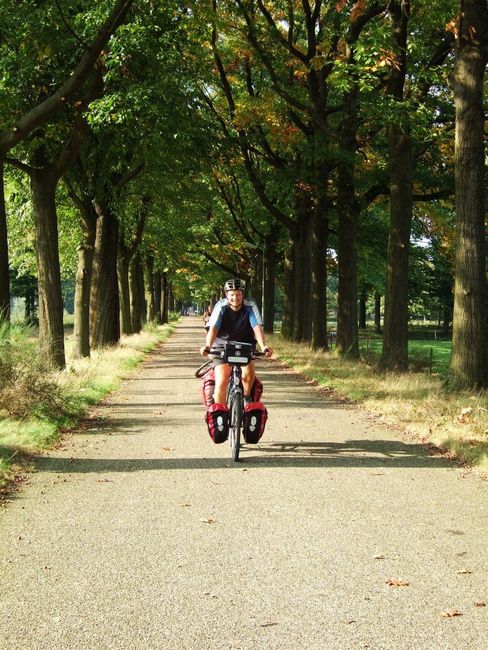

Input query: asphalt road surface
[1,318,487,649]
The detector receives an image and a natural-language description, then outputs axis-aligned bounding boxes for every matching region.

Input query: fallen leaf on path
[200,518,216,524]
[474,602,486,608]
[456,568,472,575]
[370,472,384,476]
[374,555,386,560]
[386,579,410,587]
[97,478,113,483]
[260,622,278,628]
[161,447,174,452]
[180,503,191,507]
[439,609,462,618]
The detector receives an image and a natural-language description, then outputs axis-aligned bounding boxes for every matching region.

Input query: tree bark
[129,256,142,334]
[161,272,169,324]
[337,77,360,358]
[145,254,155,322]
[30,168,66,368]
[281,238,295,340]
[262,233,276,334]
[374,292,382,334]
[90,203,120,347]
[380,128,413,371]
[449,0,488,388]
[117,255,132,335]
[72,202,97,358]
[153,270,162,323]
[0,161,10,320]
[310,149,328,350]
[380,0,412,372]
[358,294,367,329]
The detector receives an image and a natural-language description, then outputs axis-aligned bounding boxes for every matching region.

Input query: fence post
[429,347,433,374]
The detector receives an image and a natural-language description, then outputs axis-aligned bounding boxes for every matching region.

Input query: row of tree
[1,1,487,390]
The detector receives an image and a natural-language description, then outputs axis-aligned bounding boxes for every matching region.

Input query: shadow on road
[33,437,450,474]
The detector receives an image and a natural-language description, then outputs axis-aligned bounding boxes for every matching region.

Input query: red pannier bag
[251,376,263,402]
[243,402,267,444]
[201,369,215,409]
[201,369,263,408]
[205,403,229,444]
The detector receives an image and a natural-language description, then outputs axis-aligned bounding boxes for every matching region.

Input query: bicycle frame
[227,363,244,462]
[195,341,264,462]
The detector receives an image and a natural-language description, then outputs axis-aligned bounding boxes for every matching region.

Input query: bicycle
[195,341,265,462]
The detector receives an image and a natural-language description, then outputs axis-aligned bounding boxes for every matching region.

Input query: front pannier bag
[201,369,263,408]
[205,403,229,443]
[243,402,267,444]
[201,370,215,409]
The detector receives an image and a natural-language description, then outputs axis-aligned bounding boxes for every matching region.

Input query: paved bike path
[0,318,487,649]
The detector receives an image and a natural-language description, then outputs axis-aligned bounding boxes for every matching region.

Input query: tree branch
[0,0,134,155]
[53,0,90,49]
[4,156,35,175]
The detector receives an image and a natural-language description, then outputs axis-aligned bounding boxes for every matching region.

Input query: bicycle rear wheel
[228,390,243,462]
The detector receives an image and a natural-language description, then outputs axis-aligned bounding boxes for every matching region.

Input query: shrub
[0,321,74,420]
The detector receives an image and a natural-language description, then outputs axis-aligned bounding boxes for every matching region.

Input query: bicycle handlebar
[194,345,266,378]
[208,347,265,357]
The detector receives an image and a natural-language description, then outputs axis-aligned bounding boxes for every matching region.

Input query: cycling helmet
[224,278,246,292]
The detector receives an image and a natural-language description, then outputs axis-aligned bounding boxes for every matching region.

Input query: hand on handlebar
[263,346,273,358]
[200,345,210,356]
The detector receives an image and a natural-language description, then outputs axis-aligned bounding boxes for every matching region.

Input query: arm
[252,324,273,357]
[200,326,219,356]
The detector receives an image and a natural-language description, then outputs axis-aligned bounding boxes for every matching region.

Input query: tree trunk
[281,237,295,339]
[374,293,382,334]
[117,254,132,336]
[154,270,162,323]
[25,284,37,324]
[337,205,359,356]
[358,294,367,329]
[292,210,311,342]
[145,254,155,322]
[310,205,328,350]
[161,272,169,324]
[30,168,66,369]
[72,203,97,358]
[336,80,360,358]
[308,144,328,350]
[250,253,263,310]
[129,253,143,334]
[449,0,488,388]
[380,0,412,372]
[380,129,413,371]
[442,306,451,336]
[0,160,10,320]
[168,283,175,313]
[90,204,120,347]
[262,233,276,334]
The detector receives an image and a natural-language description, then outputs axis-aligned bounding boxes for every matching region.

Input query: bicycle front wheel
[228,390,243,462]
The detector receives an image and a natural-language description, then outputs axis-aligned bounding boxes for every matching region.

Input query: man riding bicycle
[200,278,273,405]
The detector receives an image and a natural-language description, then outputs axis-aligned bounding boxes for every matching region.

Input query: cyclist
[200,278,273,405]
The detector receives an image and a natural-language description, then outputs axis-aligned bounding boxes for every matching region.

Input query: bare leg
[242,362,255,398]
[214,363,231,404]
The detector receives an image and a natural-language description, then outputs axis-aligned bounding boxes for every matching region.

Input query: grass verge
[0,322,176,493]
[269,333,488,472]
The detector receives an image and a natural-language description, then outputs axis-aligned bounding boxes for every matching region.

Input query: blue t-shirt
[208,299,262,346]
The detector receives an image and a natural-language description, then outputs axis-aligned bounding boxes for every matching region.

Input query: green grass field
[358,337,452,375]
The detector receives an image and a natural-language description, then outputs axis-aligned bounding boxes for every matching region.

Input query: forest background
[1,1,488,481]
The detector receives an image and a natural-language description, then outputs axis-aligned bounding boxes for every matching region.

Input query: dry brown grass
[269,334,488,470]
